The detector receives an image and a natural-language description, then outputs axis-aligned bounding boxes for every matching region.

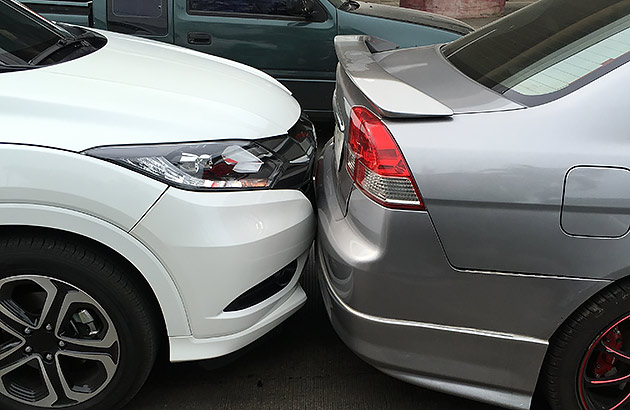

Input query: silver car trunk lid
[332,35,523,216]
[373,44,524,115]
[334,35,455,122]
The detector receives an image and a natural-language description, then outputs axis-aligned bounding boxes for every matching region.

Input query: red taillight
[346,106,425,210]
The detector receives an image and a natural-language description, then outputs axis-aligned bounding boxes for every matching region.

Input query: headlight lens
[84,141,284,190]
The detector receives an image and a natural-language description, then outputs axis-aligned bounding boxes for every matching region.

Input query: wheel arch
[539,274,630,410]
[546,272,630,342]
[0,203,191,341]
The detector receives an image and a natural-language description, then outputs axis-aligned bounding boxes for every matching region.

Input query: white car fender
[0,144,191,338]
[0,144,166,230]
[0,202,191,338]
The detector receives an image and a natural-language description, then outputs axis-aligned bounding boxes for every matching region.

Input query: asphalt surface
[125,250,552,410]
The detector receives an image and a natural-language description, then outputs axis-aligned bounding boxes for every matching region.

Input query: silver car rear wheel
[544,282,630,410]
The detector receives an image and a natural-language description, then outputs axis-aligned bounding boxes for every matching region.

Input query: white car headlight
[85,141,284,190]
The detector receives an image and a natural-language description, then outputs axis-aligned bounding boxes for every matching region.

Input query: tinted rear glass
[444,0,630,105]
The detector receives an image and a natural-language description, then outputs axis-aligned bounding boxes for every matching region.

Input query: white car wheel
[0,233,158,410]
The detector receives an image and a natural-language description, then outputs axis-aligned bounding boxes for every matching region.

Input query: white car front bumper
[130,187,314,361]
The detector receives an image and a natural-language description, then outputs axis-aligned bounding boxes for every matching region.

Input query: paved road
[125,252,551,410]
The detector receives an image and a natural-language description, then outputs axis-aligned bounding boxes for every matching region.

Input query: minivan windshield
[444,0,630,105]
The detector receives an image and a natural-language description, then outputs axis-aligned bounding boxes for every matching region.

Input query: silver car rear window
[443,0,630,105]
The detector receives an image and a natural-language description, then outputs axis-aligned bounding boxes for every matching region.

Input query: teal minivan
[21,0,472,120]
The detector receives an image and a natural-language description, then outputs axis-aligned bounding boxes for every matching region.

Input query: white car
[0,1,316,409]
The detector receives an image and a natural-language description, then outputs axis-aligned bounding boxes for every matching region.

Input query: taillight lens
[346,106,425,210]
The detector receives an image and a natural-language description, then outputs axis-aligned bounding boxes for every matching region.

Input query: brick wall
[368,0,400,5]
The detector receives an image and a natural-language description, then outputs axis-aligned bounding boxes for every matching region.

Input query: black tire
[0,233,158,410]
[543,280,630,410]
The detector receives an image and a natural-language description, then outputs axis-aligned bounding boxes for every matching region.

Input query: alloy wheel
[0,275,119,408]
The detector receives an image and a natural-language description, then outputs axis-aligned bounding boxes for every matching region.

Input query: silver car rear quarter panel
[383,62,630,280]
[316,142,609,409]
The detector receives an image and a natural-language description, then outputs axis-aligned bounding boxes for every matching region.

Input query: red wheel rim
[579,313,630,410]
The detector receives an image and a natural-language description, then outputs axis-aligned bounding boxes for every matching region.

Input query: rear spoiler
[20,0,94,27]
[334,35,453,119]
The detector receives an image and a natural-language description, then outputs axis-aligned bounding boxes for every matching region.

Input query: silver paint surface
[374,45,524,114]
[385,61,630,278]
[317,35,630,409]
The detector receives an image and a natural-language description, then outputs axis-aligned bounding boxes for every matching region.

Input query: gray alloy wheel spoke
[54,290,120,402]
[0,276,61,331]
[0,319,25,357]
[0,356,59,408]
[55,351,117,402]
[40,359,73,406]
[0,309,29,336]
[55,291,118,349]
[39,281,73,333]
[0,347,30,375]
[61,339,116,357]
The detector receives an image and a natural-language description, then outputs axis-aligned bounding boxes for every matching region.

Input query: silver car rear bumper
[315,140,605,409]
[318,241,542,410]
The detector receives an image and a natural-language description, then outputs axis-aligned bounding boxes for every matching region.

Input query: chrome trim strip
[454,268,612,282]
[319,245,548,346]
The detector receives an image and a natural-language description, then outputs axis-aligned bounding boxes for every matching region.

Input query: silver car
[316,1,630,409]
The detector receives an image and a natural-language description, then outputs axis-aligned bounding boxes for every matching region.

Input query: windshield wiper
[28,33,94,66]
[339,0,360,11]
[0,60,35,72]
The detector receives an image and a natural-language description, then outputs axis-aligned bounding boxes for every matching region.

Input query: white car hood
[0,30,301,152]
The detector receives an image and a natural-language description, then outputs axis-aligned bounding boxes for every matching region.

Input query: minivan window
[0,0,64,65]
[107,0,168,36]
[444,0,630,105]
[188,0,308,18]
[112,0,162,18]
